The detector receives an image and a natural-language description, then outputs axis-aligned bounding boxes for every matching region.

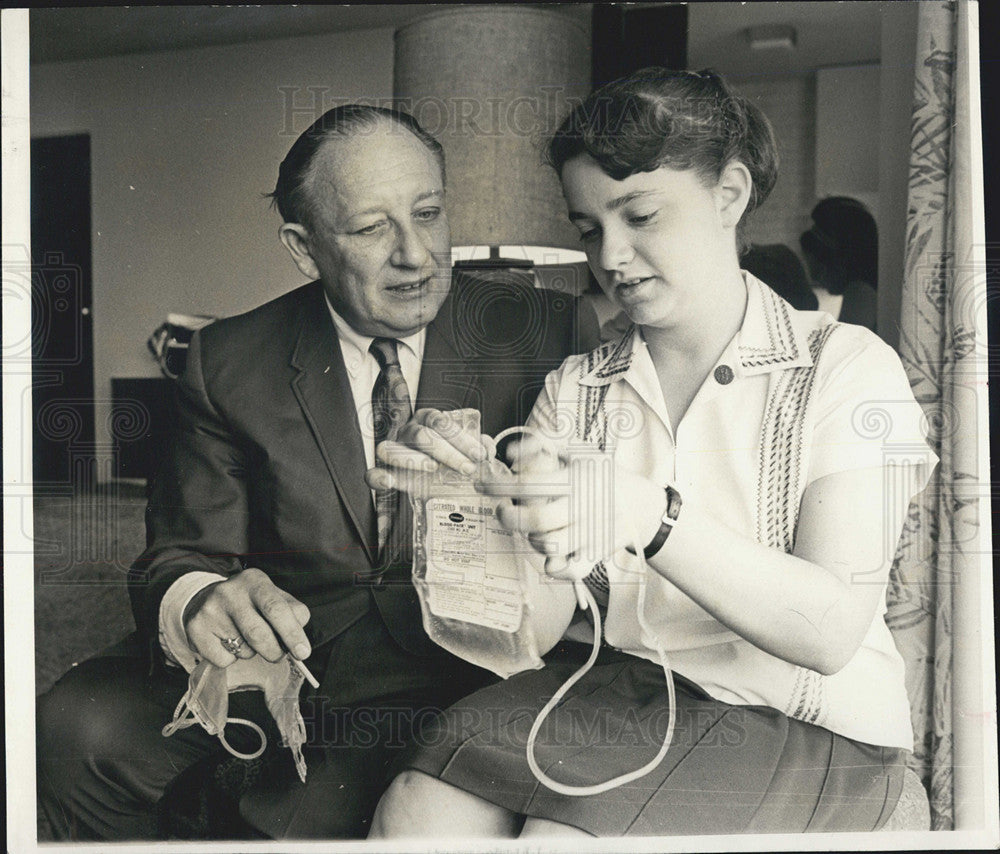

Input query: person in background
[367,67,935,839]
[800,196,879,331]
[740,242,819,311]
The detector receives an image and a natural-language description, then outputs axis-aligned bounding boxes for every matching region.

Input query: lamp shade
[394,7,590,255]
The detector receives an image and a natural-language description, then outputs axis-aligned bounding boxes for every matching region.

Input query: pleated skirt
[398,642,905,836]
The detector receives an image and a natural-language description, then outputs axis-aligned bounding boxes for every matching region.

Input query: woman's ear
[279,223,321,280]
[714,161,753,231]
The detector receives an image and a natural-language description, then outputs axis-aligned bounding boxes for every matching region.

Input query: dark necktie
[370,338,413,558]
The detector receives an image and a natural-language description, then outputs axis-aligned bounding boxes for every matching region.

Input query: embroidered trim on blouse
[577,345,623,587]
[591,326,637,381]
[738,284,802,368]
[754,322,838,725]
[755,323,835,552]
[578,348,613,450]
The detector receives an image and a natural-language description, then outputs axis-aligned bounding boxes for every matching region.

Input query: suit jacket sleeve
[127,328,248,648]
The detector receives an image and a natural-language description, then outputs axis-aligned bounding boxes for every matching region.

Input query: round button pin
[714,364,734,385]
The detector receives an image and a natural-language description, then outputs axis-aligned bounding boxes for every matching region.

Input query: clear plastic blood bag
[410,414,548,678]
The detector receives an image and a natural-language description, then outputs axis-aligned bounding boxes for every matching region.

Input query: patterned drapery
[886,0,986,831]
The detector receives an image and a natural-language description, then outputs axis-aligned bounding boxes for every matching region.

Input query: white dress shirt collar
[324,296,426,379]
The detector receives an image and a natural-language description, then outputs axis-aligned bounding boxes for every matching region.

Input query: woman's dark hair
[799,196,878,294]
[268,104,445,228]
[547,68,778,251]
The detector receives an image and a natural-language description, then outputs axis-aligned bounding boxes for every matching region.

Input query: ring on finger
[220,636,245,656]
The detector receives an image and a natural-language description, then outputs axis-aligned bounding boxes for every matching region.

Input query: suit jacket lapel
[416,281,479,413]
[289,284,377,564]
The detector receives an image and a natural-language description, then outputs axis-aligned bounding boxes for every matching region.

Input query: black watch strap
[626,484,682,559]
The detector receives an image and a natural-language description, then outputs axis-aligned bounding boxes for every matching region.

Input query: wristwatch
[626,484,682,559]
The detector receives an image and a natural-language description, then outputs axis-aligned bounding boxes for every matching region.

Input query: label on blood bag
[424,498,523,631]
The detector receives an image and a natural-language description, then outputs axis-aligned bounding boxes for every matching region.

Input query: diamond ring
[220,636,245,656]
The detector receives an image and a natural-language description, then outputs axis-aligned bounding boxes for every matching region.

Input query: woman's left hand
[476,436,666,580]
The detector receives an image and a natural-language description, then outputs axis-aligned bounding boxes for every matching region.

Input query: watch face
[665,485,683,520]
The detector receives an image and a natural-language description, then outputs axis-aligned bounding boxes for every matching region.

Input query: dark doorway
[30,134,95,487]
[592,4,688,87]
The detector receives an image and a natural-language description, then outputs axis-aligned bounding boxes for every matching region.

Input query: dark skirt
[399,642,905,837]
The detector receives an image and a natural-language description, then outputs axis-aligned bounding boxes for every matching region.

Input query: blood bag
[411,456,548,679]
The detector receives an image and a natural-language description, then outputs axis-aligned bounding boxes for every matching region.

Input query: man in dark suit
[36,104,579,840]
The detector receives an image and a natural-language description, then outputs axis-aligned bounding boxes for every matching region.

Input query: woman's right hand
[477,436,667,581]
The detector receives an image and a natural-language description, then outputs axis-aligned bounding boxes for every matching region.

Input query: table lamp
[394,6,591,288]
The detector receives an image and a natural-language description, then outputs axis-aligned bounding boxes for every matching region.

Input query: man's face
[284,123,451,338]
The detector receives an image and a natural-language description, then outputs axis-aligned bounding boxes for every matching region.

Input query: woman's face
[561,154,737,329]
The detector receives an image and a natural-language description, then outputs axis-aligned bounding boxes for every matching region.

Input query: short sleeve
[524,356,584,450]
[807,326,939,488]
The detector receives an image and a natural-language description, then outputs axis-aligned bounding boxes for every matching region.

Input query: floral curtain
[886,0,986,832]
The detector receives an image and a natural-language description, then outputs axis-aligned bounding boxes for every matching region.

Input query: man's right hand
[366,408,494,493]
[182,568,311,667]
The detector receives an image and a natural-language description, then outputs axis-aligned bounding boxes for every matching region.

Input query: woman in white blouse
[367,67,936,838]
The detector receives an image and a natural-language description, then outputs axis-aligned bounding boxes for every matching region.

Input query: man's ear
[279,223,320,280]
[714,161,753,231]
